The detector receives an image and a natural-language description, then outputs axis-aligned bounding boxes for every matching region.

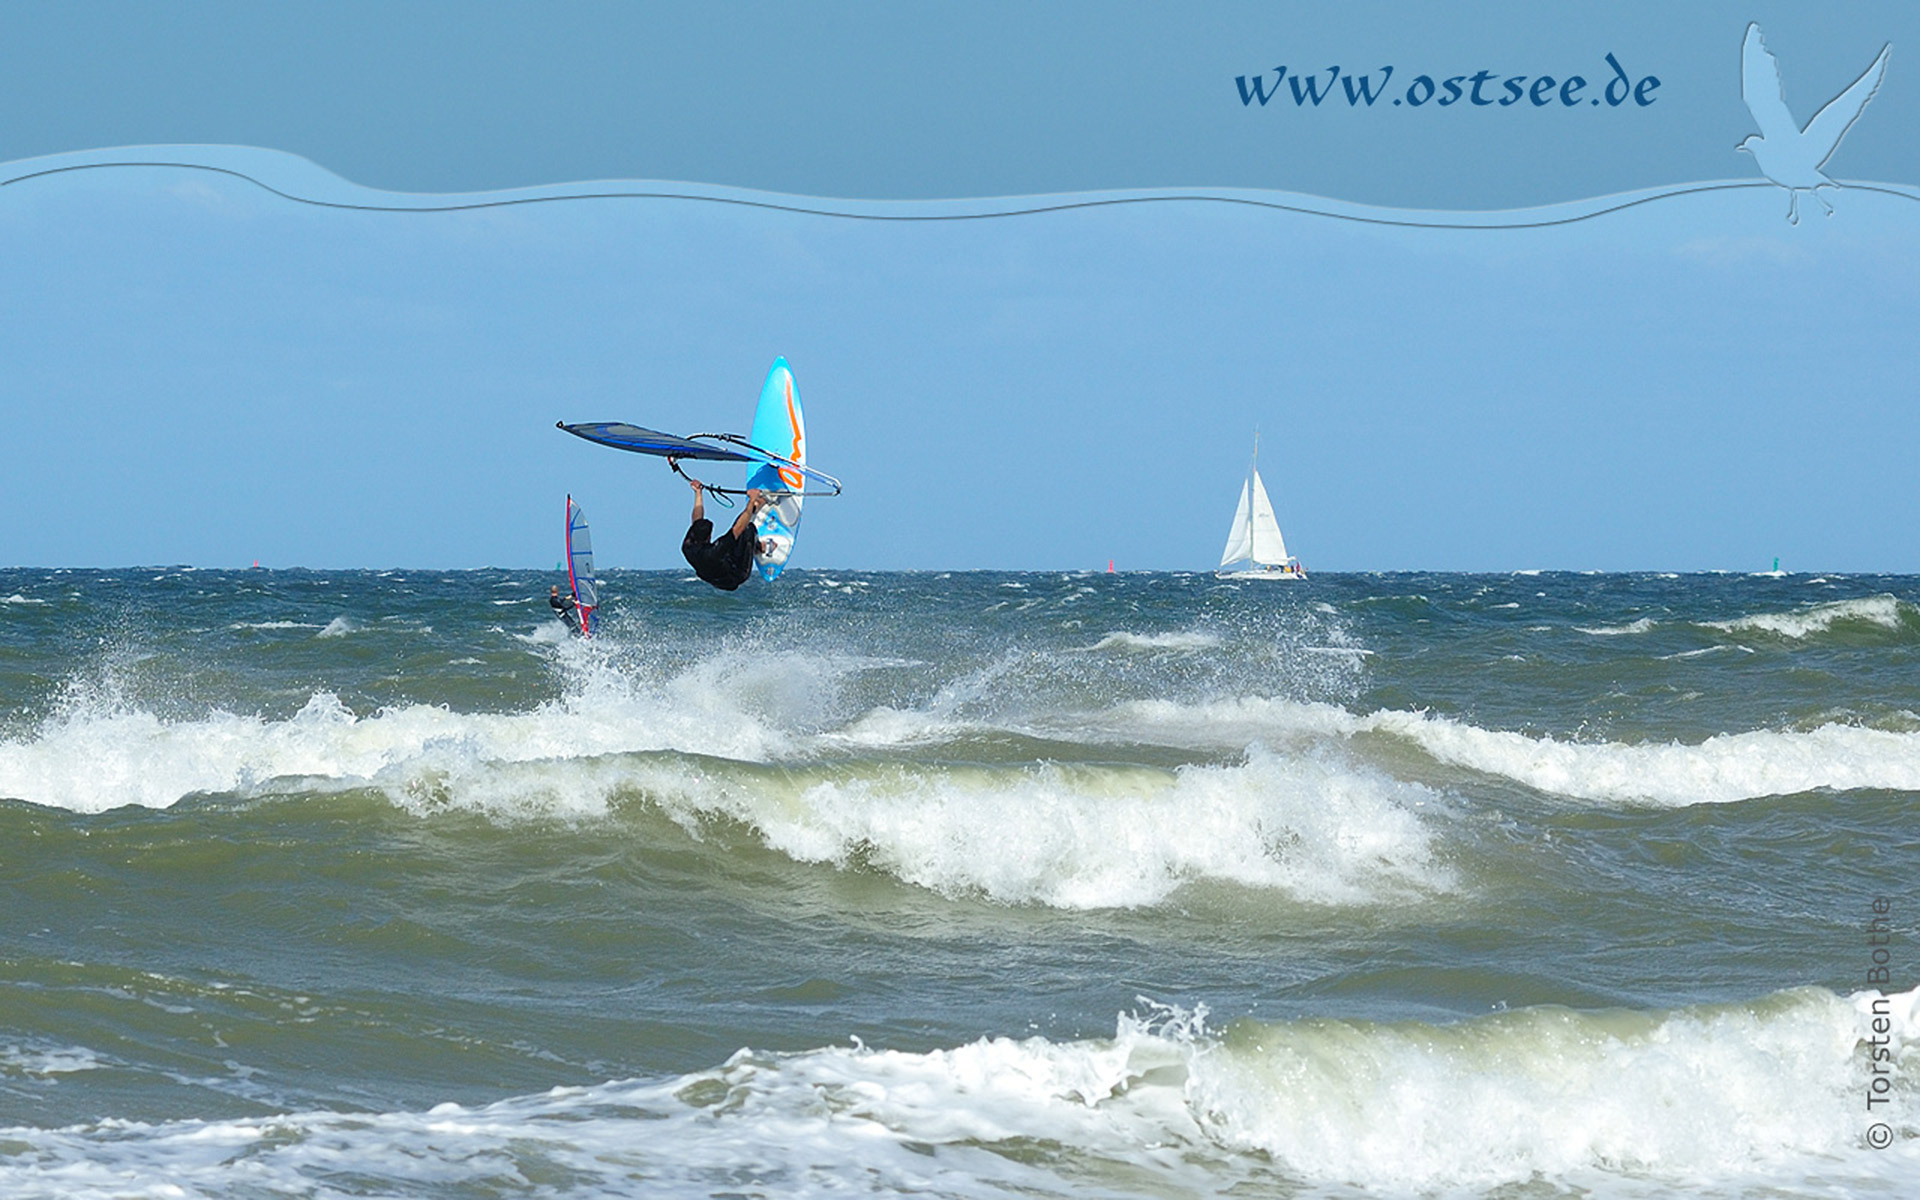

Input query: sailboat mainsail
[1217,437,1305,579]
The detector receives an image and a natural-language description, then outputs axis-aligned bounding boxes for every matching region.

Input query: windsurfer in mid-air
[682,480,771,591]
[548,585,583,635]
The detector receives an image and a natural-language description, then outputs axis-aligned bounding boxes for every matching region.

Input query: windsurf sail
[566,495,597,636]
[556,421,842,495]
[558,423,756,463]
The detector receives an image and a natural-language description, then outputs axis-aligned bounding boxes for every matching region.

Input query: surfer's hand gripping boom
[672,459,739,506]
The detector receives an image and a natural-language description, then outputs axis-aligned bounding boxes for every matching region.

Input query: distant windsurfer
[682,481,771,591]
[548,585,583,635]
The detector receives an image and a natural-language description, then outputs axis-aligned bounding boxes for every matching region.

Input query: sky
[0,3,1915,572]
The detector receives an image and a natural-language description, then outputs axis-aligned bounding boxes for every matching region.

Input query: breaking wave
[1073,698,1920,805]
[1575,596,1917,643]
[1704,595,1914,640]
[1363,709,1920,806]
[3,987,1913,1198]
[5,649,1916,828]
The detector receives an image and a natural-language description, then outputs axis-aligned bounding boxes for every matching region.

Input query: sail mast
[1246,430,1259,563]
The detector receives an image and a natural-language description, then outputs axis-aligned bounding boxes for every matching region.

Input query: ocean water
[2,567,1918,1198]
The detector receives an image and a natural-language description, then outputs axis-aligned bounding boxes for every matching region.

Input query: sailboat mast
[1247,430,1259,558]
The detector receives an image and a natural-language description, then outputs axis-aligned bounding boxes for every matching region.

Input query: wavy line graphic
[7,145,1919,230]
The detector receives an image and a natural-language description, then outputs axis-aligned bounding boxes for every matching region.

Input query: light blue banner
[1,2,1913,207]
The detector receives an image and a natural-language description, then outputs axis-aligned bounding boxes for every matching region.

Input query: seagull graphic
[1738,23,1891,224]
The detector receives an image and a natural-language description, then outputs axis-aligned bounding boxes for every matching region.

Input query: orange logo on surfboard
[779,378,804,489]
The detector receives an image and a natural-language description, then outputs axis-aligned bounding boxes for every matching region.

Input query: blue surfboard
[746,358,807,582]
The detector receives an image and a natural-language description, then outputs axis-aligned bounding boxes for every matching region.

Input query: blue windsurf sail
[566,495,597,636]
[558,423,757,463]
[556,421,842,494]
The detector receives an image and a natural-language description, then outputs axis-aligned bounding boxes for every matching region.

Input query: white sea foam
[1,1041,105,1078]
[656,747,1449,908]
[831,705,974,748]
[356,738,1451,909]
[316,616,357,638]
[1363,709,1920,805]
[1571,597,1915,642]
[1079,630,1223,653]
[1704,595,1911,639]
[1,989,1911,1199]
[1074,698,1920,806]
[8,658,1917,820]
[1189,986,1920,1192]
[1058,696,1359,755]
[0,664,1443,908]
[1577,616,1658,636]
[0,654,809,813]
[1661,644,1729,660]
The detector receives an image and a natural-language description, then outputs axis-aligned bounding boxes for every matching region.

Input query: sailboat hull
[1216,566,1308,581]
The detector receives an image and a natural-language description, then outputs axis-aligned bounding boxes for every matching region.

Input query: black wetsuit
[549,592,583,634]
[682,518,756,591]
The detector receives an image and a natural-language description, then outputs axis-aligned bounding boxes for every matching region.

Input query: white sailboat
[1217,435,1306,580]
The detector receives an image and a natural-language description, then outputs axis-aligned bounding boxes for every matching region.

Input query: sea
[2,567,1918,1198]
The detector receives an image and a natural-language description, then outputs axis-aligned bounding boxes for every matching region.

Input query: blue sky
[0,3,1915,571]
[1,162,1914,572]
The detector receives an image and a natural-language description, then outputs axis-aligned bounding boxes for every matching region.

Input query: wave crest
[1088,698,1920,806]
[1190,986,1920,1189]
[1704,595,1914,640]
[635,747,1452,908]
[1575,596,1917,643]
[3,988,1912,1197]
[1364,708,1920,805]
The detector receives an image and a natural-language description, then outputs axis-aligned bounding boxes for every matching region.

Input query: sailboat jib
[1219,481,1253,567]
